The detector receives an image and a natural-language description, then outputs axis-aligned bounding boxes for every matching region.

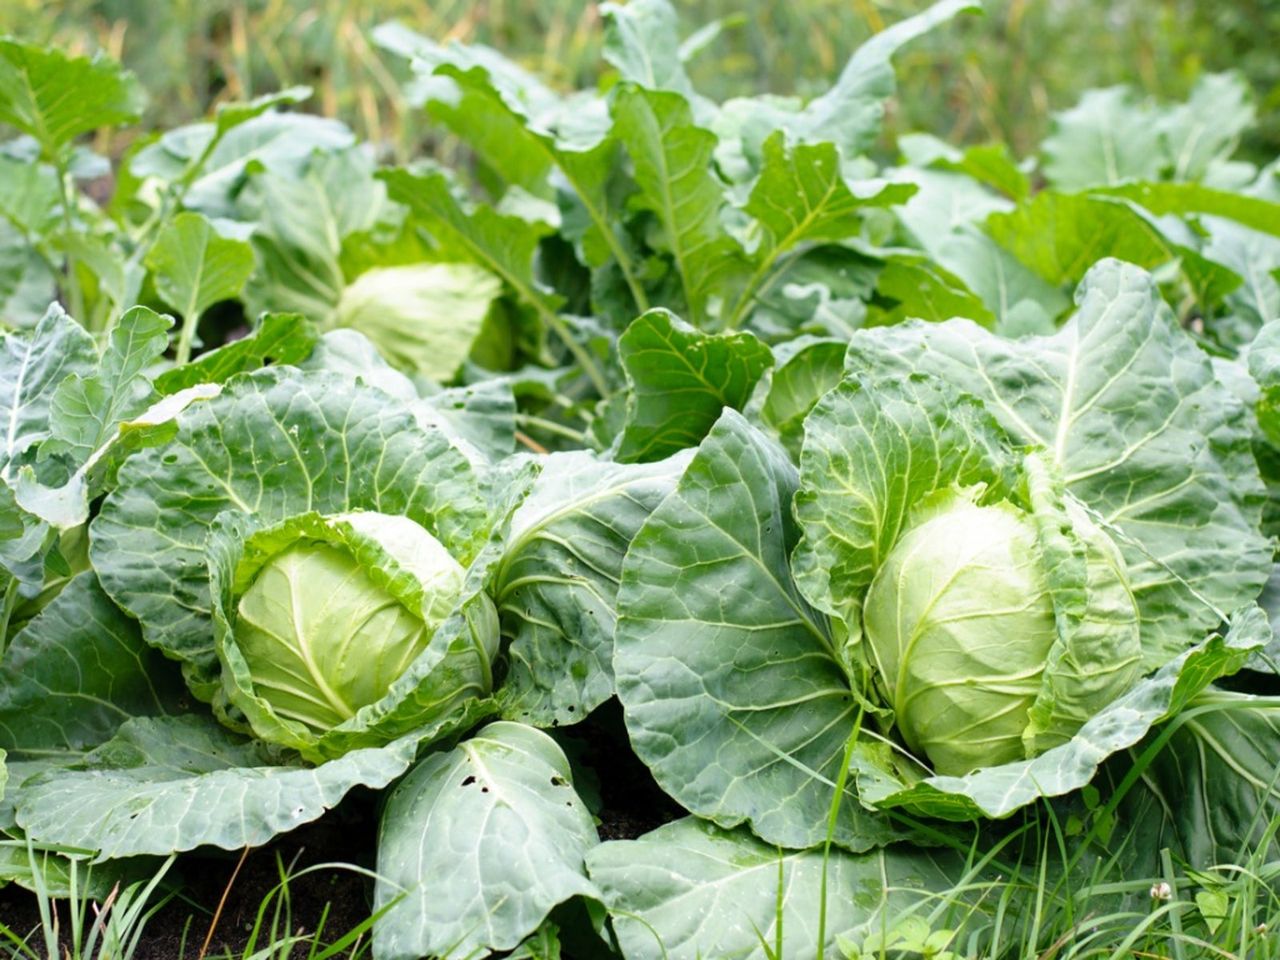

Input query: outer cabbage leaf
[374,723,598,960]
[587,817,968,960]
[90,367,490,698]
[614,410,899,851]
[14,715,418,860]
[495,450,690,726]
[845,259,1269,667]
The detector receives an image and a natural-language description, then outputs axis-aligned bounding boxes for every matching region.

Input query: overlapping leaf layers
[0,1,1278,957]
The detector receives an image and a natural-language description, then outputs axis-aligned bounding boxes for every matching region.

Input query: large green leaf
[0,41,143,158]
[495,450,690,726]
[600,0,698,103]
[240,149,386,321]
[154,312,318,395]
[846,259,1269,666]
[614,410,897,851]
[587,817,967,960]
[0,305,96,481]
[611,86,744,326]
[15,715,417,859]
[1097,183,1280,239]
[614,309,772,463]
[427,63,647,311]
[381,168,561,321]
[90,367,488,696]
[373,723,598,960]
[43,306,171,466]
[1040,87,1164,191]
[134,113,355,220]
[986,193,1172,286]
[0,571,182,760]
[0,156,60,235]
[785,0,978,157]
[1117,689,1280,869]
[145,212,254,324]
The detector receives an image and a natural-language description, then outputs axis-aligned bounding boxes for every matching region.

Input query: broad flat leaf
[933,228,1071,328]
[788,0,977,156]
[496,451,690,725]
[16,715,417,859]
[146,213,254,322]
[587,818,966,960]
[429,64,646,309]
[891,168,1013,256]
[757,336,846,456]
[373,723,598,960]
[1200,217,1280,349]
[1115,689,1280,869]
[0,41,143,157]
[301,329,416,401]
[90,367,488,695]
[331,263,500,380]
[0,572,182,759]
[416,379,518,463]
[44,306,172,465]
[1041,86,1163,191]
[0,305,96,480]
[134,113,355,220]
[614,310,772,463]
[240,149,386,321]
[420,67,554,195]
[614,410,898,851]
[873,254,996,328]
[855,606,1268,819]
[0,157,60,234]
[155,313,318,395]
[15,383,221,531]
[1158,72,1255,183]
[745,133,916,263]
[611,86,744,325]
[792,376,1013,631]
[1097,183,1280,238]
[600,0,699,103]
[986,192,1171,286]
[846,259,1270,665]
[0,222,57,328]
[900,134,1030,201]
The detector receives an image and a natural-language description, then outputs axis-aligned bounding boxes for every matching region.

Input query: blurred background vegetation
[4,0,1277,162]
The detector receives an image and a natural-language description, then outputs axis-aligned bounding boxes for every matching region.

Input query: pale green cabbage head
[331,263,502,381]
[216,510,499,753]
[862,487,1141,776]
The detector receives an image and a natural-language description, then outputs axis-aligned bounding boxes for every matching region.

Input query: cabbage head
[330,263,501,381]
[861,484,1141,776]
[212,509,500,759]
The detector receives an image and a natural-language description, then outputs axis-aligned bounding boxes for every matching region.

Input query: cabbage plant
[614,260,1272,851]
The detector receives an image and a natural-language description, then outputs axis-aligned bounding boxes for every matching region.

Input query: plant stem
[54,155,86,326]
[515,414,588,444]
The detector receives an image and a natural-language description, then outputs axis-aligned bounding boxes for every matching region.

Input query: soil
[0,699,682,958]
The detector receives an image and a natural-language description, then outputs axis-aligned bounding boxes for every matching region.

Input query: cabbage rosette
[209,509,501,761]
[614,260,1272,847]
[17,363,538,860]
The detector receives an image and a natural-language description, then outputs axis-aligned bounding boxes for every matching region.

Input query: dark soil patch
[0,810,379,959]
